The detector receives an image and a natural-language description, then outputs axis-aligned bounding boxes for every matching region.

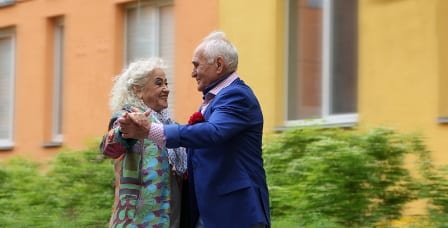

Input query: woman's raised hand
[119,108,151,139]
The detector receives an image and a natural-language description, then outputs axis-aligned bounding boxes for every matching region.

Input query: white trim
[0,142,14,150]
[286,114,358,128]
[284,0,358,128]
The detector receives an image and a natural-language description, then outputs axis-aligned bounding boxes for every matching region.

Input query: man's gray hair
[196,31,239,73]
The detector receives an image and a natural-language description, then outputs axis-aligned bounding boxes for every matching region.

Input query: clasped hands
[118,108,151,139]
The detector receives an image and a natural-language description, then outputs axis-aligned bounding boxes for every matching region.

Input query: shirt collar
[202,71,234,98]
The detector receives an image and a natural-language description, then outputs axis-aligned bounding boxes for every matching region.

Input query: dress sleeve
[99,114,138,159]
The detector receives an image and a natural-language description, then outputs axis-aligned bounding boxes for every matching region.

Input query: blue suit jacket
[164,78,270,228]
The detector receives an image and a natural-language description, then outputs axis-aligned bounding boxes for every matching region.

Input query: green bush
[0,146,114,227]
[1,127,447,227]
[413,137,448,227]
[264,127,422,227]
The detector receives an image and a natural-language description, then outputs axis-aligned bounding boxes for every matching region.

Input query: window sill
[0,141,14,151]
[42,141,63,148]
[281,114,358,130]
[0,0,15,7]
[437,117,448,124]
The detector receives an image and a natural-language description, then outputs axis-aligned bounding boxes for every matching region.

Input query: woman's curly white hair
[109,57,166,112]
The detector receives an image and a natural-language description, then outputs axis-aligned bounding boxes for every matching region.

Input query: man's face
[191,50,220,92]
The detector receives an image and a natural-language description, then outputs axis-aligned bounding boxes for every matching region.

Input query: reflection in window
[287,0,357,124]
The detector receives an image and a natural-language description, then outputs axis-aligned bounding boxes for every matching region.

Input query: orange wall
[173,0,219,123]
[0,0,218,162]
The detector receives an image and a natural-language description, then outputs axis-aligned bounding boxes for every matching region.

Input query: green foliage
[0,158,50,227]
[264,127,422,227]
[413,137,448,227]
[0,146,114,227]
[1,127,447,227]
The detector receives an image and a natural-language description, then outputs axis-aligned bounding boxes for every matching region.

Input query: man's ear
[216,56,225,73]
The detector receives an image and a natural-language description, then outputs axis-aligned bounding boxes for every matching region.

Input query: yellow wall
[437,0,448,118]
[0,0,218,161]
[359,0,448,166]
[219,0,286,133]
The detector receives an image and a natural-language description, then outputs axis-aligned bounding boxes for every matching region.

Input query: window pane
[288,0,322,120]
[53,20,64,140]
[126,5,156,64]
[159,5,175,115]
[330,0,357,114]
[287,0,357,121]
[0,36,13,139]
[125,1,175,114]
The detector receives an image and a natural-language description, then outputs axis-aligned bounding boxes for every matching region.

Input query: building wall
[437,0,448,116]
[219,0,286,132]
[2,0,447,172]
[358,0,448,166]
[0,0,218,162]
[173,0,218,123]
[218,0,448,168]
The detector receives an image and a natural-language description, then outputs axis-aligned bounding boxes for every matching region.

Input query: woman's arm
[100,112,138,159]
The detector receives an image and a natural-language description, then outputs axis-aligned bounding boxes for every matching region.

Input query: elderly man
[120,31,271,228]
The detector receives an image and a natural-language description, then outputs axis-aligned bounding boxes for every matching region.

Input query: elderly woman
[100,57,187,228]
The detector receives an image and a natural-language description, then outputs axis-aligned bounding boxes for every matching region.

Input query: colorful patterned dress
[100,106,171,228]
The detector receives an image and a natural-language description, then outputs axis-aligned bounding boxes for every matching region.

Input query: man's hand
[118,109,151,139]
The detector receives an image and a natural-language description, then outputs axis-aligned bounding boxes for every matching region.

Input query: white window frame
[124,0,173,63]
[0,0,15,7]
[124,0,175,115]
[51,18,64,143]
[0,27,15,149]
[285,0,358,127]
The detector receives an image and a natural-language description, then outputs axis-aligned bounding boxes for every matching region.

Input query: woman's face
[140,68,169,112]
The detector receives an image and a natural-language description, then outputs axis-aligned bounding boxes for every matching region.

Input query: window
[0,27,15,149]
[286,0,358,126]
[43,17,65,147]
[125,0,175,114]
[0,0,15,7]
[52,18,65,143]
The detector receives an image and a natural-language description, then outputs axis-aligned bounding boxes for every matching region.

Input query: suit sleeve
[164,86,260,149]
